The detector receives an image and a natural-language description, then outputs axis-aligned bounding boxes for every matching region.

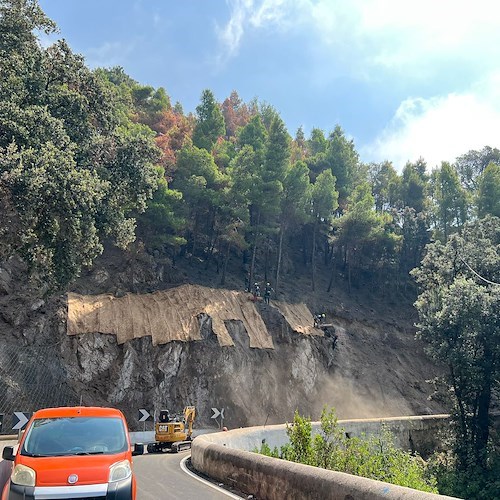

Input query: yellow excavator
[146,406,196,453]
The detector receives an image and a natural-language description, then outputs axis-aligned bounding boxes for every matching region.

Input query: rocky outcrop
[61,301,337,428]
[0,250,447,434]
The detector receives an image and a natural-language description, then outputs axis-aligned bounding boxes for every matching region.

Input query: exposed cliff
[0,246,447,431]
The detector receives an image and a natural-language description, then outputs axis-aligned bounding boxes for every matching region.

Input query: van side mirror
[132,443,144,456]
[2,446,15,461]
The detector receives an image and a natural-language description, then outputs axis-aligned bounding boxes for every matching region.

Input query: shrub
[255,407,437,494]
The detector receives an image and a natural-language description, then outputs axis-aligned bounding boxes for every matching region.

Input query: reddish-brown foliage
[221,90,253,139]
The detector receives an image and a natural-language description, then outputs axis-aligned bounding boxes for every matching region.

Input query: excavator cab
[159,410,170,422]
[147,406,196,453]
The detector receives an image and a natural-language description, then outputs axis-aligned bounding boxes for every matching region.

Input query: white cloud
[216,0,500,77]
[215,0,500,169]
[215,0,254,65]
[249,0,291,28]
[84,41,137,69]
[361,75,500,170]
[215,0,303,65]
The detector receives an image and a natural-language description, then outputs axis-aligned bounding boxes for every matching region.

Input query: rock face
[62,295,337,428]
[0,252,447,433]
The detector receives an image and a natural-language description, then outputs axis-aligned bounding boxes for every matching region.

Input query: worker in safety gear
[252,282,261,301]
[314,313,325,328]
[264,283,273,304]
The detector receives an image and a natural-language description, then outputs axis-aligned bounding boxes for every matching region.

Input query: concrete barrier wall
[129,431,154,444]
[191,415,459,500]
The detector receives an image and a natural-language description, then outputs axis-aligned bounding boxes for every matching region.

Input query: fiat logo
[68,474,79,484]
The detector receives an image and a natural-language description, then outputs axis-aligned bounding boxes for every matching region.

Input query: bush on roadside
[427,449,500,499]
[255,407,438,494]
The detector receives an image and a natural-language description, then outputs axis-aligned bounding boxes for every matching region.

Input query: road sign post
[211,407,225,429]
[138,409,151,431]
[12,412,30,431]
[12,411,30,440]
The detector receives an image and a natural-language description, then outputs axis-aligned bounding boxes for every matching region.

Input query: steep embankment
[0,249,446,431]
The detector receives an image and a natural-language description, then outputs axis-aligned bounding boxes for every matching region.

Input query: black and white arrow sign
[211,408,224,420]
[138,409,151,422]
[12,412,30,431]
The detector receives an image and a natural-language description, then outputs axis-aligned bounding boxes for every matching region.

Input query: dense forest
[2,1,500,294]
[1,1,499,497]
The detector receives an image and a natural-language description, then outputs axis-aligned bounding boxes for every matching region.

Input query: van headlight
[109,460,132,482]
[11,464,36,487]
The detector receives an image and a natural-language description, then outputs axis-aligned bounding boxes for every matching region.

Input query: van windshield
[21,417,128,457]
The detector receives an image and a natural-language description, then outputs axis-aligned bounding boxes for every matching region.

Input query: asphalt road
[1,440,242,500]
[134,451,243,500]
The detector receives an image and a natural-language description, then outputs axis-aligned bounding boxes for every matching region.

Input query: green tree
[334,183,401,291]
[192,89,225,151]
[237,114,267,162]
[307,128,328,156]
[0,0,159,287]
[396,207,431,277]
[326,125,361,211]
[431,162,468,240]
[369,161,399,212]
[275,161,312,295]
[172,145,227,257]
[311,170,338,291]
[236,114,286,285]
[291,126,307,162]
[397,159,428,213]
[281,411,314,465]
[136,166,186,254]
[259,115,290,281]
[477,162,500,218]
[455,146,500,192]
[412,216,500,470]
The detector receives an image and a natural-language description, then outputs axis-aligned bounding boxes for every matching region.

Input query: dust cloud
[314,373,414,420]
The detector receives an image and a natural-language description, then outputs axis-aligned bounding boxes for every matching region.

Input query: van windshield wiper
[22,452,51,457]
[72,451,105,455]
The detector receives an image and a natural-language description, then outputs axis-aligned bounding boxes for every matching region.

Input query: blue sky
[38,0,500,171]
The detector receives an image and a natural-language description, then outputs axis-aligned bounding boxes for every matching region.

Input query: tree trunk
[220,242,231,285]
[450,365,470,468]
[302,226,308,266]
[347,247,351,294]
[191,212,198,258]
[275,224,285,296]
[327,249,336,293]
[324,239,330,266]
[249,232,259,288]
[475,346,492,468]
[249,213,261,287]
[264,243,269,282]
[205,231,219,270]
[311,219,317,291]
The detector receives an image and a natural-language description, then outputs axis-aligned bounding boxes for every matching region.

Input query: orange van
[1,406,142,500]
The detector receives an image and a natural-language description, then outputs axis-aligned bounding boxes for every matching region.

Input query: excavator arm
[183,406,196,438]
